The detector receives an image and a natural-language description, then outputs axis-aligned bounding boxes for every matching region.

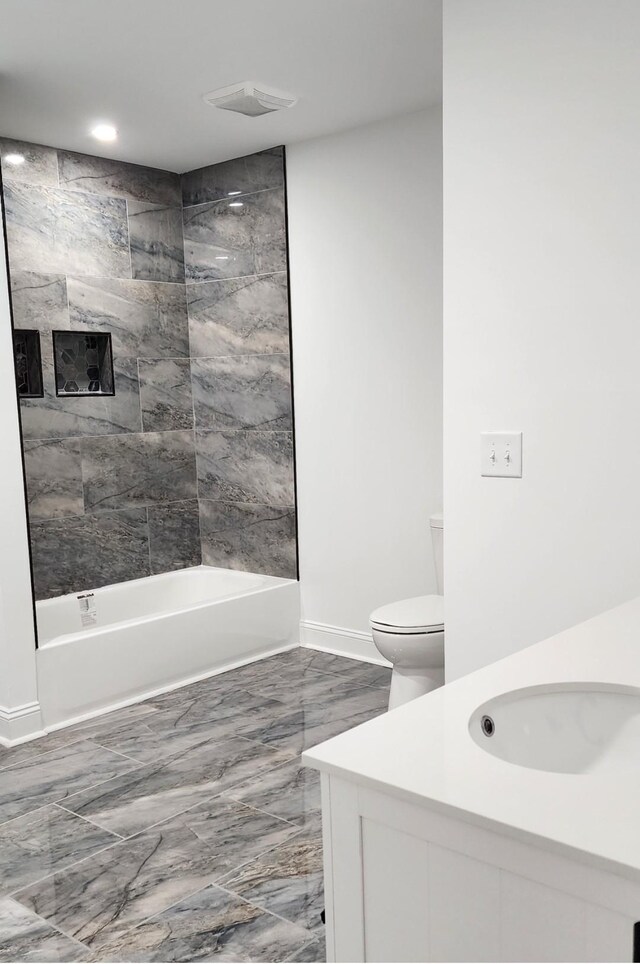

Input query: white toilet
[370,513,444,710]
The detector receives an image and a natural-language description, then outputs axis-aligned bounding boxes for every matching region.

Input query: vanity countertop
[302,595,640,882]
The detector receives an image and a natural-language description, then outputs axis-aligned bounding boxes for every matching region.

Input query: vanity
[302,596,640,962]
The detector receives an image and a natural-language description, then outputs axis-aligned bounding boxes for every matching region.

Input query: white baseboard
[0,701,45,747]
[300,620,391,666]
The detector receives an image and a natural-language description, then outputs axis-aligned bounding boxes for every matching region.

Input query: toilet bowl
[370,514,444,710]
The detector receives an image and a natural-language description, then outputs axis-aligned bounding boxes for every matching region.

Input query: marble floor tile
[29,508,150,600]
[248,667,378,708]
[187,272,289,357]
[222,758,321,826]
[63,737,293,837]
[196,429,294,504]
[128,201,185,283]
[183,187,286,283]
[9,269,69,333]
[148,500,201,573]
[0,139,59,187]
[23,438,84,521]
[16,800,299,952]
[139,358,193,432]
[0,898,88,963]
[58,151,180,206]
[181,148,284,207]
[302,651,392,689]
[67,276,189,359]
[4,181,130,278]
[139,687,288,737]
[86,883,316,963]
[89,699,282,763]
[191,353,292,430]
[81,430,197,512]
[221,823,325,934]
[199,500,297,579]
[0,704,159,772]
[0,740,140,825]
[0,804,117,897]
[242,685,388,755]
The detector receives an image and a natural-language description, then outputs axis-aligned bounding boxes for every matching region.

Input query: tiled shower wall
[0,139,296,600]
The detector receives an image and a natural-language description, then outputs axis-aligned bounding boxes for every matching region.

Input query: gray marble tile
[20,355,142,441]
[181,147,284,207]
[67,276,189,358]
[286,937,326,961]
[0,740,140,825]
[139,358,193,432]
[4,181,130,278]
[128,201,185,283]
[30,508,150,599]
[23,438,84,521]
[187,272,290,357]
[16,800,299,952]
[0,705,159,772]
[197,430,294,505]
[0,898,88,962]
[301,651,392,688]
[200,500,297,578]
[63,737,293,837]
[221,823,325,935]
[58,151,180,206]
[81,430,196,512]
[148,500,201,574]
[191,353,292,430]
[144,687,291,739]
[242,685,388,755]
[222,758,321,826]
[0,138,59,187]
[8,270,68,333]
[84,883,315,962]
[0,804,117,898]
[183,187,286,283]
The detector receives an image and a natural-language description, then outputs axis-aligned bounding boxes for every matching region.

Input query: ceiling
[0,0,441,173]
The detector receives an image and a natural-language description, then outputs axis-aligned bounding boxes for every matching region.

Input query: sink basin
[469,683,640,775]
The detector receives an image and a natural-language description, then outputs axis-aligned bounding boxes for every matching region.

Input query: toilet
[370,513,444,710]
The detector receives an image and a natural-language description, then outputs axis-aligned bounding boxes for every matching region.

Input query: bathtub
[36,566,300,730]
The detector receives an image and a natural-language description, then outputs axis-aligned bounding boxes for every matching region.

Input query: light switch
[481,432,522,478]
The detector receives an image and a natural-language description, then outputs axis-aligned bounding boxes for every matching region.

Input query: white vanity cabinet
[318,772,639,963]
[303,597,640,964]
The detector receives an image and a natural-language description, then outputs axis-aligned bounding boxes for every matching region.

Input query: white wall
[444,0,640,678]
[287,108,442,654]
[0,225,42,743]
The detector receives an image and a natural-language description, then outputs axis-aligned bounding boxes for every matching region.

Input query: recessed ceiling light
[229,202,244,208]
[228,191,242,196]
[91,124,118,142]
[4,153,25,166]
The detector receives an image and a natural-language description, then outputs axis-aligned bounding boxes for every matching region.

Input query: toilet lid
[370,595,444,634]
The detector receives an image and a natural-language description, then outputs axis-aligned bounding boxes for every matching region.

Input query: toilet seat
[370,594,444,635]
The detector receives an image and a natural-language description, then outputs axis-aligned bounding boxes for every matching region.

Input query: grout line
[4,896,93,956]
[125,198,133,280]
[88,741,146,766]
[182,184,283,213]
[185,268,288,287]
[53,802,125,839]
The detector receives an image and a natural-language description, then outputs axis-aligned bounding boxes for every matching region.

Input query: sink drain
[481,715,495,737]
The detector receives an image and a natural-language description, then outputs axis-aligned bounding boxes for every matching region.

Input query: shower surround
[0,139,296,600]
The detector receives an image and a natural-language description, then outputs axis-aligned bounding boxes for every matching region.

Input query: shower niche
[13,329,44,398]
[52,331,115,396]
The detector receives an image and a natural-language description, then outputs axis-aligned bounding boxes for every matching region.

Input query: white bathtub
[36,566,300,729]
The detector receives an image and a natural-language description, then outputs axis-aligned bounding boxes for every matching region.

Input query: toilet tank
[430,513,444,595]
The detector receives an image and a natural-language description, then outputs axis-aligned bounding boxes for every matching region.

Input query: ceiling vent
[203,82,297,117]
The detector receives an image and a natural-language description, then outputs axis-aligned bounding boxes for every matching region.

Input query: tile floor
[0,648,390,962]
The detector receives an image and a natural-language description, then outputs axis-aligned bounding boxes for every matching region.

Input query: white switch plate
[481,432,523,478]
